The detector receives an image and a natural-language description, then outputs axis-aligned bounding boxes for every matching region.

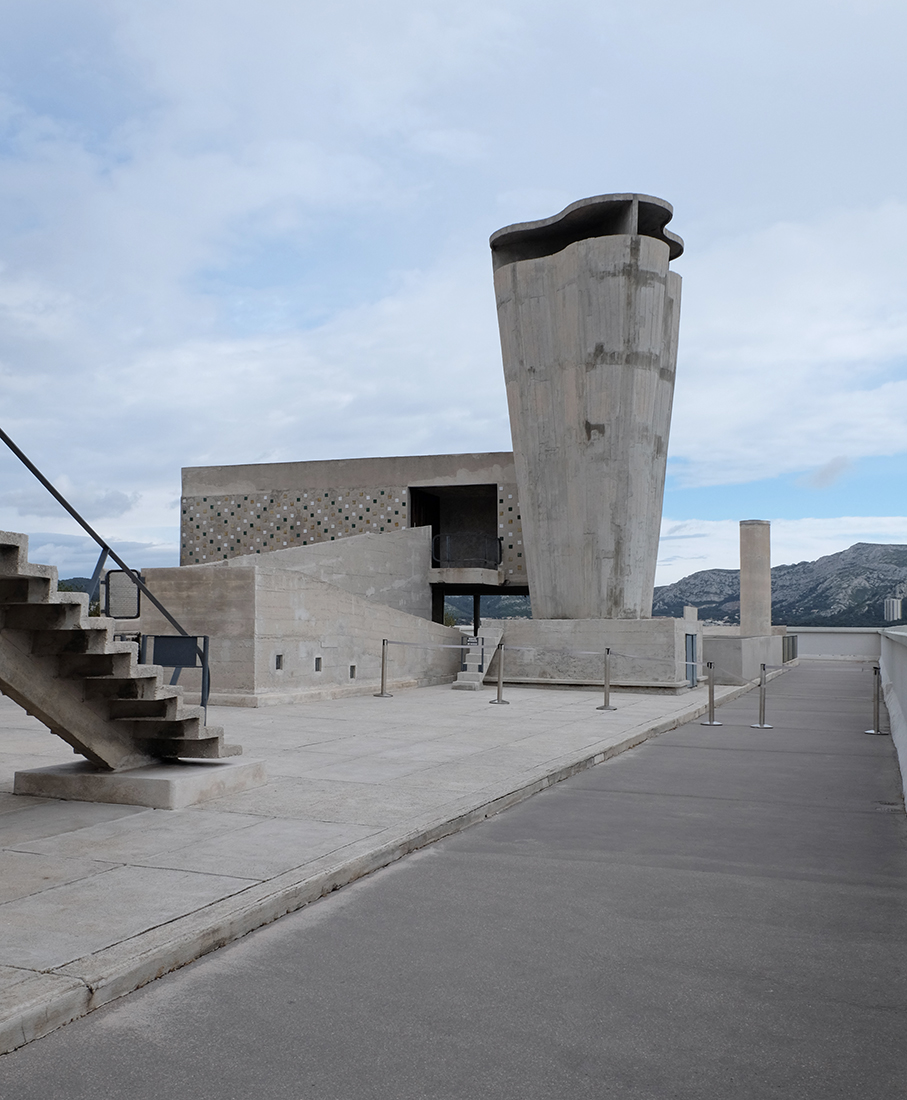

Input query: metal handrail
[0,427,208,699]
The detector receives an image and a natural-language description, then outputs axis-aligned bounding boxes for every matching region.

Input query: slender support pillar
[374,638,393,698]
[865,665,885,734]
[701,661,722,725]
[751,663,773,728]
[597,648,616,711]
[489,643,509,705]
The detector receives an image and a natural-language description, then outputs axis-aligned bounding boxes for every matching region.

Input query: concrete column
[491,194,684,619]
[739,520,771,636]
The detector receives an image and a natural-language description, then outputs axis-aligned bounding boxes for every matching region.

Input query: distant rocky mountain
[653,543,907,627]
[446,593,532,623]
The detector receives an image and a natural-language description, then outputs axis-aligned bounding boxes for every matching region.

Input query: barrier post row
[597,647,616,711]
[750,662,773,729]
[700,661,722,726]
[489,642,509,705]
[864,664,885,735]
[374,638,393,698]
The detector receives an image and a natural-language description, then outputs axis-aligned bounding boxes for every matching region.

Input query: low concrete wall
[494,618,701,692]
[880,628,907,806]
[702,635,783,685]
[225,526,433,620]
[791,627,882,660]
[138,560,461,705]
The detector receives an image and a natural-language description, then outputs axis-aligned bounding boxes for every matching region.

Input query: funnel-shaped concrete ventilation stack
[491,194,683,620]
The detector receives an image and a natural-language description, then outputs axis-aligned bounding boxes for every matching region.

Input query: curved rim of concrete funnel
[489,193,684,270]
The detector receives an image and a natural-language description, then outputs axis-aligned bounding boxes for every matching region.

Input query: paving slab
[0,672,758,1053]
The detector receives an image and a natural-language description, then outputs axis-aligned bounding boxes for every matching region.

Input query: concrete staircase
[451,625,504,691]
[0,531,239,771]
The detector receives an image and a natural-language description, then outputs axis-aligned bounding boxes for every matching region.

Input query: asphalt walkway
[1,660,904,1097]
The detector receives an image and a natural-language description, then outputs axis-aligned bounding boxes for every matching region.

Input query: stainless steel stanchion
[864,665,886,734]
[597,647,616,711]
[488,642,509,705]
[700,661,722,725]
[373,638,393,698]
[750,663,773,729]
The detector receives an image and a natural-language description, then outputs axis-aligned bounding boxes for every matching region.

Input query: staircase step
[0,576,53,605]
[107,697,180,720]
[82,672,164,700]
[114,716,208,739]
[3,602,86,631]
[138,736,227,759]
[1,528,241,773]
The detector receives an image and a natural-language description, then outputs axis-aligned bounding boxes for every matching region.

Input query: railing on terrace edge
[0,426,211,716]
[431,534,503,570]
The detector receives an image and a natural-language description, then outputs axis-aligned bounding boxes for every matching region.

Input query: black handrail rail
[0,428,209,709]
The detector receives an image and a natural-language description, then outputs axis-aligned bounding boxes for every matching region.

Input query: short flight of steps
[0,532,253,807]
[450,626,504,690]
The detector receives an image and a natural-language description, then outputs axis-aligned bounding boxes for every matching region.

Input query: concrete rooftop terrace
[1,661,905,1089]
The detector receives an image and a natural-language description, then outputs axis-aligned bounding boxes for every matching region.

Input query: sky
[0,0,906,585]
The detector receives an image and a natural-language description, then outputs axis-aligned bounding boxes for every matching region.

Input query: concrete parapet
[703,634,782,685]
[138,551,463,705]
[492,617,701,692]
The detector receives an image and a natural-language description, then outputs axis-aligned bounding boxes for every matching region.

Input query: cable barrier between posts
[374,636,790,724]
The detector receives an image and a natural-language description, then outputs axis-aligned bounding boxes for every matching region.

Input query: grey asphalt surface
[1,660,905,1099]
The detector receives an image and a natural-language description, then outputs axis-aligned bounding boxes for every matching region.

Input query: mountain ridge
[653,542,907,626]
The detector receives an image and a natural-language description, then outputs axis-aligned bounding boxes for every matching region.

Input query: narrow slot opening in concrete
[275,653,283,671]
[349,664,356,679]
[314,656,322,672]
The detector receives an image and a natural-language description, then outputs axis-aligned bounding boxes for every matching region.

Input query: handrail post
[750,663,773,729]
[374,638,393,698]
[864,664,884,734]
[700,661,722,725]
[1,427,203,662]
[597,647,616,711]
[489,642,509,705]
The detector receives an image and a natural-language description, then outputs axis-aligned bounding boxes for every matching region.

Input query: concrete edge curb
[0,675,766,1056]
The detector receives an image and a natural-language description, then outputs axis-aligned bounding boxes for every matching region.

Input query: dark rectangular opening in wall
[410,484,499,568]
[275,654,283,671]
[314,656,322,672]
[349,664,356,679]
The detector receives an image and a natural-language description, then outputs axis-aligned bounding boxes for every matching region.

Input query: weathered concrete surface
[703,632,783,684]
[225,526,435,619]
[14,759,267,810]
[180,452,530,580]
[1,662,902,1098]
[138,552,463,706]
[492,194,682,620]
[492,616,701,690]
[740,519,772,636]
[0,672,756,1056]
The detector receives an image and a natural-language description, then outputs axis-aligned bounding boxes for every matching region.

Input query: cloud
[669,202,907,487]
[0,484,138,520]
[1,0,907,566]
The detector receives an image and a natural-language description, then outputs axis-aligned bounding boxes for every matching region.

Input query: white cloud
[670,202,907,487]
[2,0,907,569]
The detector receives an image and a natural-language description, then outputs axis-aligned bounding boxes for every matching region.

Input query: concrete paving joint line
[0,673,771,1057]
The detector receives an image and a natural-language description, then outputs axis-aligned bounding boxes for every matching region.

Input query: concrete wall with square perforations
[180,452,529,584]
